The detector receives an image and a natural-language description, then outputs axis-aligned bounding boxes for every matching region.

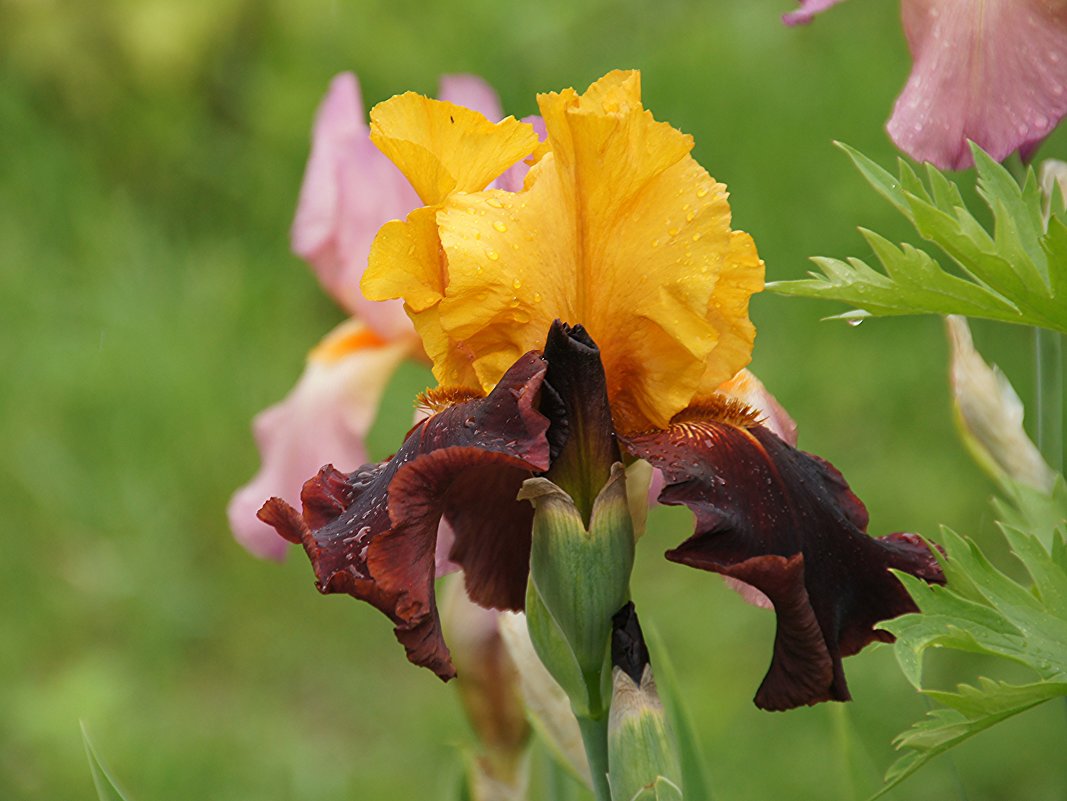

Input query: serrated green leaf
[992,475,1067,550]
[81,722,131,801]
[875,494,1067,796]
[769,144,1067,333]
[834,142,913,220]
[872,680,1067,799]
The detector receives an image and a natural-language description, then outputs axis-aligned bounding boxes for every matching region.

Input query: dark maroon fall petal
[258,351,551,680]
[623,397,943,711]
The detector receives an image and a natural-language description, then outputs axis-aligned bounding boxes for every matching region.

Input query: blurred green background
[4,0,1066,799]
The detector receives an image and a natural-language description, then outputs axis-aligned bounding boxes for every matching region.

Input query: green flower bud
[520,463,635,718]
[608,604,682,801]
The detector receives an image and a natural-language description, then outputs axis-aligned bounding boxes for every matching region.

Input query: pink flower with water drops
[784,0,1067,170]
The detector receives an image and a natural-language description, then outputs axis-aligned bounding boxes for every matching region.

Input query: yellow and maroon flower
[258,71,942,710]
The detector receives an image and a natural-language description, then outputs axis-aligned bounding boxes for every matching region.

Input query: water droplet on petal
[494,221,508,232]
[486,198,503,209]
[686,210,695,222]
[651,239,660,248]
[512,278,522,290]
[487,249,499,261]
[692,232,701,242]
[533,292,542,303]
[696,186,708,198]
[846,318,864,327]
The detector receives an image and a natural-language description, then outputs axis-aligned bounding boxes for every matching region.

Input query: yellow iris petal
[363,206,444,312]
[362,71,763,432]
[429,71,762,431]
[369,93,539,206]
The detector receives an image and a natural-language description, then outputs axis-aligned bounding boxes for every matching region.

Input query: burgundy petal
[623,397,942,711]
[259,352,551,679]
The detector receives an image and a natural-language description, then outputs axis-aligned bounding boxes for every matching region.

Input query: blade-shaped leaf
[80,722,131,801]
[645,625,712,801]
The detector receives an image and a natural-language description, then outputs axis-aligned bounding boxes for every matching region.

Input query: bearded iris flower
[257,70,941,710]
[784,0,1067,170]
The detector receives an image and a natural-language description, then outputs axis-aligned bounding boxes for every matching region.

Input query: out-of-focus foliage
[877,478,1067,796]
[4,1,1067,800]
[770,144,1067,333]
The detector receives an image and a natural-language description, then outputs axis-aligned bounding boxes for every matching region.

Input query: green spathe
[521,463,635,716]
[608,666,682,801]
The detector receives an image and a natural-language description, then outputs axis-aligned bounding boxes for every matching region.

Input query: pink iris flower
[228,72,513,559]
[784,0,1067,170]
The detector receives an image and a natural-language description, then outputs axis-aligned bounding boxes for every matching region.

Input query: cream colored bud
[440,576,530,800]
[497,611,592,787]
[946,316,1054,493]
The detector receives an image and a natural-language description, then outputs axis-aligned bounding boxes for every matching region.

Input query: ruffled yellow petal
[369,93,539,206]
[423,71,761,431]
[694,230,764,396]
[362,206,444,312]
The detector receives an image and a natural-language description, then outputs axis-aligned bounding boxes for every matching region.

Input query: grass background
[3,0,1066,798]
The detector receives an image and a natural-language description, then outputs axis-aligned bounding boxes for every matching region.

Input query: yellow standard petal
[369,93,539,205]
[427,70,763,431]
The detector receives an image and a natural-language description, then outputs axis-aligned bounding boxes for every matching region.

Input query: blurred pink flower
[784,0,1067,169]
[230,72,519,559]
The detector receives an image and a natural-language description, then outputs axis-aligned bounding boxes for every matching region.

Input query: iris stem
[576,714,611,801]
[1033,327,1064,474]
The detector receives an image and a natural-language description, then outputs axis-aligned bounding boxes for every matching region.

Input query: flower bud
[520,463,635,717]
[496,611,592,787]
[440,576,530,800]
[946,315,1054,493]
[608,603,682,801]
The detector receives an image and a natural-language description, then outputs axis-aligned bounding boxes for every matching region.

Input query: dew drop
[686,210,695,222]
[651,238,660,248]
[487,249,499,261]
[486,198,503,209]
[692,232,701,242]
[512,278,522,290]
[846,318,864,327]
[533,292,542,303]
[668,227,679,237]
[696,186,708,198]
[494,221,508,232]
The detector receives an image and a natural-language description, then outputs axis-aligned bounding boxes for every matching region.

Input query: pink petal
[890,0,1067,170]
[781,0,849,26]
[496,115,547,193]
[438,74,505,122]
[290,73,420,340]
[228,320,410,559]
[715,369,798,447]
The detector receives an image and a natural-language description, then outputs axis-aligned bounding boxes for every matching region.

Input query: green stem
[1033,327,1064,474]
[576,714,612,801]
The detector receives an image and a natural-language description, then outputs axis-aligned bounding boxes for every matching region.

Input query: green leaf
[80,722,131,801]
[768,143,1067,333]
[872,680,1067,798]
[874,480,1067,796]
